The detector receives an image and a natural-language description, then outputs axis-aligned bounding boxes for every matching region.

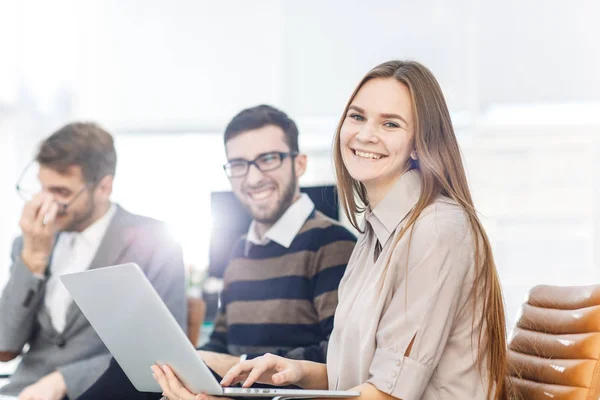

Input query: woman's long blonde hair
[333,60,508,400]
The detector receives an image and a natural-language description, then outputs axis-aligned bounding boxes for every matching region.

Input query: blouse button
[387,382,393,390]
[396,360,402,367]
[392,371,398,378]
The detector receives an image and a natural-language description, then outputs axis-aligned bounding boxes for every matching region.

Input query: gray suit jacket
[0,205,187,398]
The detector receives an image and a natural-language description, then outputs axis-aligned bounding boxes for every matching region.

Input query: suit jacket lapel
[38,232,64,334]
[87,205,130,272]
[63,205,132,332]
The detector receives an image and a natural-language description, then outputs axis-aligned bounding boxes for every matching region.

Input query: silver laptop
[60,263,359,398]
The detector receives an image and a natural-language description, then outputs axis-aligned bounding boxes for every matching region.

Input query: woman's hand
[220,353,305,388]
[151,364,232,400]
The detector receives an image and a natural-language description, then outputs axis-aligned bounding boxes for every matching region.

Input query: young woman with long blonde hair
[154,60,509,400]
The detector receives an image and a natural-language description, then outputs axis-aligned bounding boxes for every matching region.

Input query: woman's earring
[410,150,418,160]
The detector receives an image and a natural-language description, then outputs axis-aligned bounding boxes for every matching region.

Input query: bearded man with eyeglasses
[0,123,187,400]
[80,106,357,400]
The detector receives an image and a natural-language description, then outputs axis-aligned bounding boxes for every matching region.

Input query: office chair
[508,284,600,400]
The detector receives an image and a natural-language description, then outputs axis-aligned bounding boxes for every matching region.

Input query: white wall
[279,0,474,116]
[73,0,284,128]
[477,0,600,105]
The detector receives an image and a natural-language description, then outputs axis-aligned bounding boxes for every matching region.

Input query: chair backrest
[508,284,600,400]
[187,296,206,347]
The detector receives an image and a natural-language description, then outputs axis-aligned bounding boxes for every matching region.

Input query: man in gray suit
[0,122,187,399]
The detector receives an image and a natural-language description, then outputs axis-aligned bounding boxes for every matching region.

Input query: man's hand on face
[18,371,67,400]
[197,351,242,378]
[20,193,59,276]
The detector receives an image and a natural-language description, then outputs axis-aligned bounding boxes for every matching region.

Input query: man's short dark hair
[36,122,117,184]
[224,105,299,152]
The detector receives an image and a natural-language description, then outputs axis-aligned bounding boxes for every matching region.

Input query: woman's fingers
[220,359,258,386]
[272,370,292,385]
[220,356,274,388]
[162,364,195,398]
[242,358,273,388]
[151,365,174,398]
[220,354,298,388]
[152,364,196,400]
[162,364,184,391]
[230,373,249,385]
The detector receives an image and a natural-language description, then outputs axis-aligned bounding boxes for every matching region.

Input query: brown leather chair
[187,296,206,347]
[508,284,600,400]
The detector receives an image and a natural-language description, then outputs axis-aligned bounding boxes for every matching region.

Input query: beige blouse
[326,170,488,400]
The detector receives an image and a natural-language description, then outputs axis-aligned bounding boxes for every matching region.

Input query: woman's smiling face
[340,77,415,201]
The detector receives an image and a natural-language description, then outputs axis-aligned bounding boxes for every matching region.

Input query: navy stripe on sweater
[228,323,324,347]
[201,212,356,363]
[226,276,310,303]
[231,224,356,260]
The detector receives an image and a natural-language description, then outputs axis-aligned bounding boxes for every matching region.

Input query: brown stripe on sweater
[224,240,355,284]
[227,299,319,325]
[314,290,339,321]
[309,241,356,277]
[213,312,228,333]
[298,211,341,234]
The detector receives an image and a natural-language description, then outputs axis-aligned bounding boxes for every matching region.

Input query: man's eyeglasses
[15,161,92,215]
[223,151,298,178]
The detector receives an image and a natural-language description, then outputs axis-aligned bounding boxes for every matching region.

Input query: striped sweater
[201,210,356,363]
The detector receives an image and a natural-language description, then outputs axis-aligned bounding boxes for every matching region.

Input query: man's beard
[250,171,298,226]
[62,195,96,232]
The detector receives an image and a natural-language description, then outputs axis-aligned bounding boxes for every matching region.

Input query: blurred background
[1,0,600,338]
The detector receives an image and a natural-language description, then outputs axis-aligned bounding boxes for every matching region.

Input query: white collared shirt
[244,193,315,255]
[44,203,117,332]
